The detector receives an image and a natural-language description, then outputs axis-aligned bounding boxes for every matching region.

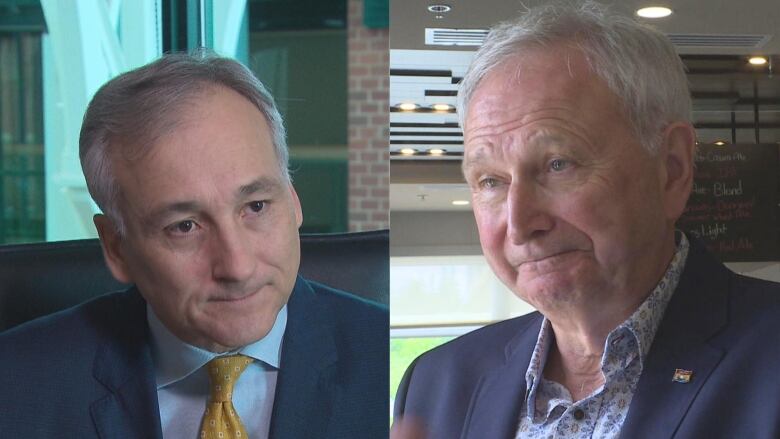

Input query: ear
[94,214,133,284]
[659,122,696,222]
[288,183,304,228]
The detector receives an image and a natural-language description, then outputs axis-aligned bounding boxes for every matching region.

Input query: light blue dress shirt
[148,304,287,439]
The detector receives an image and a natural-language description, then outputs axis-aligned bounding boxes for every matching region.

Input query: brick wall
[347,0,389,231]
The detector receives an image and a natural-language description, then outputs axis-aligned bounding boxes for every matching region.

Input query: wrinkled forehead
[468,46,600,115]
[464,47,627,135]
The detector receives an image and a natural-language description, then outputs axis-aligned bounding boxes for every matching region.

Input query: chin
[222,322,273,347]
[513,273,581,305]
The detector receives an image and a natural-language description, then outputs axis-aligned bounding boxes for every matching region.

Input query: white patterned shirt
[516,234,690,438]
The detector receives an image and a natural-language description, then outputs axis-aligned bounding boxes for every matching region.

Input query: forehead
[464,45,625,137]
[123,85,274,161]
[111,86,283,212]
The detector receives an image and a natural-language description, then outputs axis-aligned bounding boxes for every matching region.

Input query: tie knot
[206,354,253,403]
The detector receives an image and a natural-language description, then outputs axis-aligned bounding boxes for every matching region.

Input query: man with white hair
[393,2,780,438]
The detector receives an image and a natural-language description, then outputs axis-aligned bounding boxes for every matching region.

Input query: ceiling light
[399,148,416,155]
[398,102,418,111]
[452,200,470,206]
[427,4,452,13]
[636,6,672,18]
[714,141,726,146]
[431,103,453,111]
[428,148,445,155]
[749,56,768,65]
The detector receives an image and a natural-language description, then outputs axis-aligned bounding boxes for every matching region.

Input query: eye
[478,177,499,189]
[166,219,199,236]
[549,158,570,172]
[244,200,266,215]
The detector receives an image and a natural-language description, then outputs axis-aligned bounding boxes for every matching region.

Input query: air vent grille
[667,33,771,48]
[425,30,771,49]
[425,28,489,46]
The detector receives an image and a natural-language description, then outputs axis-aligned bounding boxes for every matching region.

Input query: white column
[40,0,160,240]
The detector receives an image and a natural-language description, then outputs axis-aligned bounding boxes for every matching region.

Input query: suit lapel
[269,277,338,439]
[90,289,163,439]
[621,240,729,438]
[461,314,543,439]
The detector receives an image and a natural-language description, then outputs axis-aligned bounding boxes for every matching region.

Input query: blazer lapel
[269,277,338,439]
[461,314,543,439]
[621,241,729,439]
[90,289,163,439]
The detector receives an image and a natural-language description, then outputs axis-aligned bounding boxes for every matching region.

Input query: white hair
[457,1,691,153]
[79,51,289,234]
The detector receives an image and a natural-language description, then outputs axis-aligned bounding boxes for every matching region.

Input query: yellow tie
[200,355,253,439]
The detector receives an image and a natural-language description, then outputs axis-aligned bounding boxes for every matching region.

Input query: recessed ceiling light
[428,148,445,155]
[636,6,673,18]
[714,141,726,146]
[749,56,768,65]
[427,4,452,13]
[452,200,470,206]
[400,148,417,155]
[431,103,453,111]
[398,102,418,111]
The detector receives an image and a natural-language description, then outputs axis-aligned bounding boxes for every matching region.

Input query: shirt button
[573,409,585,420]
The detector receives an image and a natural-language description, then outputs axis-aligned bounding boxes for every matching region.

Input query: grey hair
[79,50,289,234]
[457,0,691,153]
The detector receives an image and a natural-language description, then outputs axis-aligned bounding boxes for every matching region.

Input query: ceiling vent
[667,33,771,48]
[425,28,489,46]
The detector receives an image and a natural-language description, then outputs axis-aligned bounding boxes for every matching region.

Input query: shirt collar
[522,232,690,419]
[617,232,689,364]
[147,303,287,389]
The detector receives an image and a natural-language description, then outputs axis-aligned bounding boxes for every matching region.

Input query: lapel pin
[672,368,693,383]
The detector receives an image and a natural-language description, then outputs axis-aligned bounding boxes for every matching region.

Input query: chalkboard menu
[678,144,779,262]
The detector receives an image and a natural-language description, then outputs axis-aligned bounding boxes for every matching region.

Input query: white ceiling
[390,0,780,211]
[390,0,780,54]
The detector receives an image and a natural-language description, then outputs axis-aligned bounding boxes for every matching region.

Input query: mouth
[209,287,262,303]
[517,249,580,268]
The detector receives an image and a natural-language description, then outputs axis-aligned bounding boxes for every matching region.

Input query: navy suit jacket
[395,240,780,438]
[0,276,388,438]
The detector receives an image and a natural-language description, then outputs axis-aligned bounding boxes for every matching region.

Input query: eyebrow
[462,132,572,174]
[145,177,284,227]
[461,148,489,174]
[236,177,283,199]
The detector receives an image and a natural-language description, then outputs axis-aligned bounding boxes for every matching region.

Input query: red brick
[371,212,387,221]
[347,0,389,231]
[360,78,379,89]
[350,187,367,197]
[361,200,378,209]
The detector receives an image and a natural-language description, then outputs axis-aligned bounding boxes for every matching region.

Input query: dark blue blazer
[395,240,780,438]
[0,276,388,438]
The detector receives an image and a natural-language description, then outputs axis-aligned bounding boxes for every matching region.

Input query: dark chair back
[0,230,388,332]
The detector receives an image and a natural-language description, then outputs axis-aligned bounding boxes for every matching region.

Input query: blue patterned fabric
[516,234,690,438]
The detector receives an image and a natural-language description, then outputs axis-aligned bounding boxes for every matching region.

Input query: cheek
[473,206,504,250]
[558,195,615,239]
[128,247,207,305]
[473,207,516,277]
[557,177,659,265]
[248,211,301,279]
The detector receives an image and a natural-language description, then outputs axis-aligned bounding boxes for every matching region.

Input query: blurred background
[0,0,389,244]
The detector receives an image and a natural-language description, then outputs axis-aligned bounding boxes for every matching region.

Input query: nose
[506,180,554,244]
[210,224,257,284]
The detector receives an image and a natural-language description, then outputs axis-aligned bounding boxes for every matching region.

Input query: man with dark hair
[0,53,388,438]
[393,3,780,438]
